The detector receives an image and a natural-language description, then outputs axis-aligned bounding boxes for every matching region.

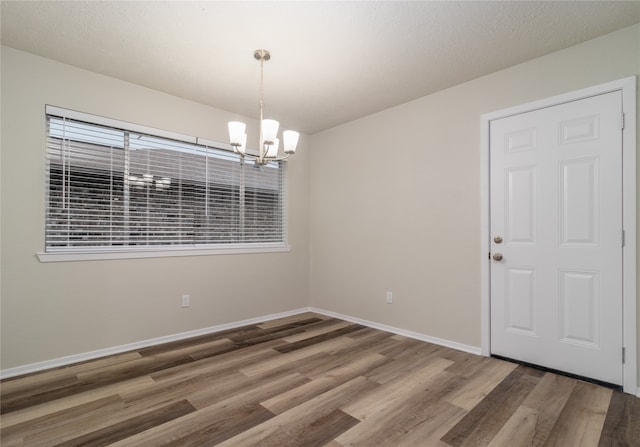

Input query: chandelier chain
[260,54,265,122]
[259,54,265,157]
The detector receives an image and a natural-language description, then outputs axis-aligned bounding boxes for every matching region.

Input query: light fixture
[228,49,299,166]
[127,174,172,190]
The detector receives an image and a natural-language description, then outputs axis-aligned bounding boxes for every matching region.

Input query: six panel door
[490,91,623,385]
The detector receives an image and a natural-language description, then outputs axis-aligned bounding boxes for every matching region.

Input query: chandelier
[228,49,299,166]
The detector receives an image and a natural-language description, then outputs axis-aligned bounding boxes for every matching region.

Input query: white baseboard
[309,307,482,356]
[1,306,482,379]
[0,307,309,380]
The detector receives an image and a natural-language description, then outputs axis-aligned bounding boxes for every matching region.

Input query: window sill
[37,244,291,262]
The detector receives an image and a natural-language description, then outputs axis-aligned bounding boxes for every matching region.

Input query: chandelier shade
[261,119,279,145]
[283,130,299,154]
[228,49,299,165]
[228,121,247,154]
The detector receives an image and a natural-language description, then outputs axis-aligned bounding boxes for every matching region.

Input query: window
[44,107,287,257]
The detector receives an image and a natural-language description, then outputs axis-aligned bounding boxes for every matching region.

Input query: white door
[490,91,623,385]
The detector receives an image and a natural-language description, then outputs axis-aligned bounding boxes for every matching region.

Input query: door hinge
[622,112,625,130]
[622,229,625,247]
[622,347,626,364]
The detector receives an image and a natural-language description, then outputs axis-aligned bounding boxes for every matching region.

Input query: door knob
[492,253,503,261]
[494,236,503,244]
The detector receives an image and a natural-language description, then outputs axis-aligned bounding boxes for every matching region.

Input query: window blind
[45,110,287,252]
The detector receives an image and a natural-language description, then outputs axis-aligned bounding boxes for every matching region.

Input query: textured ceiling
[2,1,639,134]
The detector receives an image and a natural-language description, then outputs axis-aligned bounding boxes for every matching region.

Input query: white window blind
[45,108,287,253]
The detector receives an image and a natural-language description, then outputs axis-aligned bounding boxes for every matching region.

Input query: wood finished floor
[1,313,638,447]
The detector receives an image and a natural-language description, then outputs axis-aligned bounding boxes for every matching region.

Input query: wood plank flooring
[1,312,638,446]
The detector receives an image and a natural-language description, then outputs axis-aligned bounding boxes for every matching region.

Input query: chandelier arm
[276,153,291,162]
[240,152,290,166]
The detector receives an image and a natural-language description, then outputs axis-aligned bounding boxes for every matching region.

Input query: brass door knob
[492,253,503,261]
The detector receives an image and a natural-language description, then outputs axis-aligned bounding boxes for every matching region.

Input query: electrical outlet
[386,291,393,304]
[182,295,190,308]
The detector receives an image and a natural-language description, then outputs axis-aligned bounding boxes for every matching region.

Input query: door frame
[480,76,637,395]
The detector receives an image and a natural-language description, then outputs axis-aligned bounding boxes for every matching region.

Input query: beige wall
[309,25,640,366]
[0,47,310,370]
[1,24,639,379]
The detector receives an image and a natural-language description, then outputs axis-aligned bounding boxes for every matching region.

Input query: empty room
[1,1,639,446]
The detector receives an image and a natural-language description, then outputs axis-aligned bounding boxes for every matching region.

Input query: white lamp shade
[261,119,279,143]
[238,133,247,154]
[283,130,299,154]
[228,121,246,146]
[266,138,279,158]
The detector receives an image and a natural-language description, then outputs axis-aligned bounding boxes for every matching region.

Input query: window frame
[38,106,290,262]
